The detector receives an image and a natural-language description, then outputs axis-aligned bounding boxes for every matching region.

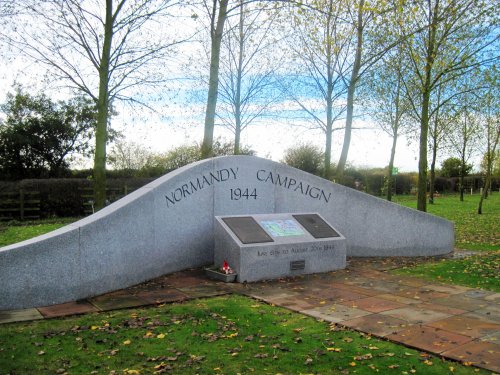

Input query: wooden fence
[0,185,135,221]
[0,190,41,221]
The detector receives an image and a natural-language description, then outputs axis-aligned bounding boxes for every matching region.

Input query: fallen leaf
[326,347,342,352]
[254,353,269,359]
[123,339,131,345]
[156,333,166,339]
[353,353,372,360]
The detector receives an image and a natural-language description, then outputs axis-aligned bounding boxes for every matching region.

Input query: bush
[282,143,323,175]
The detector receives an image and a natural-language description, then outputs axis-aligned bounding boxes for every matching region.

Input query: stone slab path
[1,258,498,373]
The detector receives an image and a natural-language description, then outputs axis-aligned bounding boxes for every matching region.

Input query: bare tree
[6,0,188,209]
[364,46,412,201]
[445,88,482,201]
[427,82,455,204]
[217,1,282,154]
[199,0,293,158]
[280,0,351,179]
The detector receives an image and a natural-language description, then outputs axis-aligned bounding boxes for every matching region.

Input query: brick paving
[0,258,498,373]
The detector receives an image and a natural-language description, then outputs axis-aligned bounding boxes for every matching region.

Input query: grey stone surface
[0,155,454,310]
[214,213,346,282]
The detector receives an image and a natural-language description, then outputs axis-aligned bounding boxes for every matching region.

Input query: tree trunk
[417,88,430,212]
[387,133,398,201]
[477,174,490,214]
[429,134,437,204]
[459,164,465,201]
[233,1,244,155]
[324,4,334,180]
[337,0,363,176]
[93,0,113,211]
[324,117,332,179]
[460,115,467,202]
[201,0,229,159]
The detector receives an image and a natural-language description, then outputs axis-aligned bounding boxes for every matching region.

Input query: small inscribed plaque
[260,219,305,237]
[222,217,274,244]
[293,214,340,239]
[290,260,306,271]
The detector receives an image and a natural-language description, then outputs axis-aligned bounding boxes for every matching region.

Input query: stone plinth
[214,213,346,282]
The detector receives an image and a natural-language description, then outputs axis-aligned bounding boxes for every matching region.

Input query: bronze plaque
[293,214,339,239]
[222,217,274,244]
[290,260,306,271]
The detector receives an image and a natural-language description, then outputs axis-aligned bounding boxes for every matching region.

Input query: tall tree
[335,0,405,176]
[217,1,281,154]
[0,91,96,179]
[7,0,186,209]
[398,0,498,211]
[445,90,482,201]
[365,46,412,201]
[477,66,500,214]
[200,0,230,158]
[281,0,352,179]
[427,80,456,203]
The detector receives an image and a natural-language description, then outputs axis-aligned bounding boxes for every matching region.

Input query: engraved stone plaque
[222,216,274,244]
[293,214,340,238]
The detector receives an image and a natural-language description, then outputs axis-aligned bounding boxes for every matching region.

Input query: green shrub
[282,143,323,175]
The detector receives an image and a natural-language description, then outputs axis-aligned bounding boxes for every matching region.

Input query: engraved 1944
[230,188,257,200]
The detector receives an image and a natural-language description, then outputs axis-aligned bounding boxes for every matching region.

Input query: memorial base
[214,213,346,283]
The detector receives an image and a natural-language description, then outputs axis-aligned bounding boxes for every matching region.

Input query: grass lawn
[393,193,499,252]
[392,194,499,291]
[0,295,486,374]
[0,218,79,247]
[393,252,500,292]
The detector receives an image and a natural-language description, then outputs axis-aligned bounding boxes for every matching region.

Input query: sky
[0,55,449,174]
[114,100,422,172]
[0,46,425,172]
[0,1,486,174]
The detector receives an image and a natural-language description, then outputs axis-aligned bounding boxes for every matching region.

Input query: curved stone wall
[0,156,454,309]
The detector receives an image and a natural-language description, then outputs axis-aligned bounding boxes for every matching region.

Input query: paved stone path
[1,257,498,373]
